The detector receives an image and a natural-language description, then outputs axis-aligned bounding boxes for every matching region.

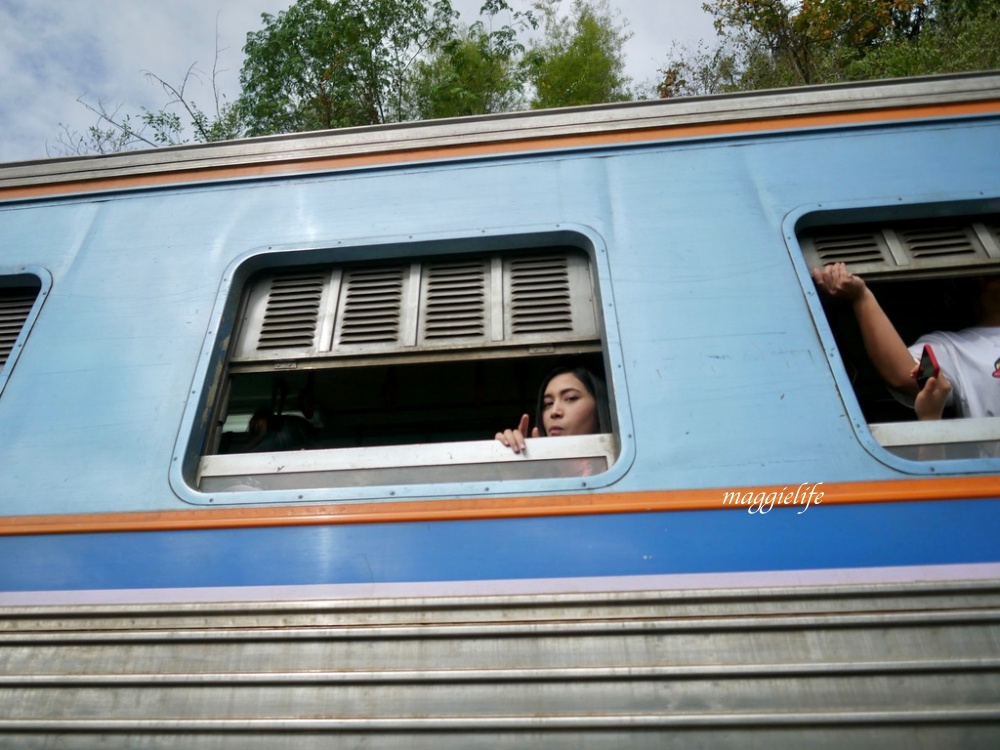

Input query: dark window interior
[816,273,984,423]
[1,276,41,371]
[215,353,606,455]
[208,242,607,457]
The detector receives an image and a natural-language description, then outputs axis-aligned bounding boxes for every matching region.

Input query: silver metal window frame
[169,224,635,507]
[787,198,1000,475]
[870,417,1000,461]
[0,267,50,400]
[197,434,617,493]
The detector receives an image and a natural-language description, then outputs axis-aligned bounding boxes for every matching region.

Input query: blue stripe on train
[1,499,998,592]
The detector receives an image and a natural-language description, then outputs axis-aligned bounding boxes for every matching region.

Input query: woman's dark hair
[533,365,611,437]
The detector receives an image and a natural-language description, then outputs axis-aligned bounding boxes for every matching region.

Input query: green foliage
[526,0,633,109]
[236,0,457,135]
[708,0,929,86]
[57,0,640,154]
[56,0,999,156]
[659,0,1000,96]
[409,0,636,117]
[407,0,536,118]
[848,0,1000,78]
[656,41,741,97]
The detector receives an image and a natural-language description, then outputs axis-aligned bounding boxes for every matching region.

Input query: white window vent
[255,272,327,351]
[800,216,1000,276]
[806,230,889,266]
[233,250,597,363]
[419,260,488,342]
[509,255,575,334]
[337,266,408,346]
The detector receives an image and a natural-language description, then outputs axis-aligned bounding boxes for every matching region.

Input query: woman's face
[541,372,599,437]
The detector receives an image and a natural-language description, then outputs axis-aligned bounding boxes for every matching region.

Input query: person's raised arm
[495,413,538,454]
[812,263,918,397]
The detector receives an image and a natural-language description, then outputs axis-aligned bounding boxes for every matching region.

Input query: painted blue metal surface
[1,499,999,592]
[1,104,999,596]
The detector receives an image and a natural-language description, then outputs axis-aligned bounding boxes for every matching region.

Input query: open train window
[800,211,1000,462]
[194,243,620,493]
[0,273,44,398]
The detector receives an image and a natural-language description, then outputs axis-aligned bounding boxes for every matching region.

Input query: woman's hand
[495,413,538,454]
[811,262,868,302]
[912,365,952,421]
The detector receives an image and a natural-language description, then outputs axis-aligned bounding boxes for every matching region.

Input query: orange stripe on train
[3,475,998,536]
[2,102,997,202]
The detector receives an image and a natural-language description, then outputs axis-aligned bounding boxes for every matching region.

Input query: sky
[0,0,718,165]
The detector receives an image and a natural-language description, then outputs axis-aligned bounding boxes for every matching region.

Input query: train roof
[2,71,1000,201]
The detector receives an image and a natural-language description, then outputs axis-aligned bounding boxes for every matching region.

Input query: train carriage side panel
[0,75,997,597]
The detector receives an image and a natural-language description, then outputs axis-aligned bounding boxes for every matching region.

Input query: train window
[800,211,1000,462]
[194,243,620,493]
[0,273,44,398]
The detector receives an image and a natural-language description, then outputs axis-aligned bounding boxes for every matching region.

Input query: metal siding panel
[2,583,999,747]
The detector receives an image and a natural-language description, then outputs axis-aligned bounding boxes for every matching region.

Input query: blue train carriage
[1,73,999,746]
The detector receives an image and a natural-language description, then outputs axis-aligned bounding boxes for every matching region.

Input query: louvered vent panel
[421,261,487,341]
[509,255,574,334]
[803,214,1000,275]
[900,225,981,260]
[232,249,599,365]
[337,266,405,345]
[984,222,1000,248]
[810,232,888,265]
[0,289,38,368]
[256,273,325,351]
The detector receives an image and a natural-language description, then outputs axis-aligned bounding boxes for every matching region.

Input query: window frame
[787,198,1000,474]
[0,267,50,400]
[170,225,634,506]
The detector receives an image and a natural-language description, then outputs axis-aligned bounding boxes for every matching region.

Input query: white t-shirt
[907,327,1000,418]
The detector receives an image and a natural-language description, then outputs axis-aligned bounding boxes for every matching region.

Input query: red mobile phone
[916,344,940,390]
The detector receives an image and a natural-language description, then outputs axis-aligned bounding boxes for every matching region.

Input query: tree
[51,57,240,157]
[846,0,1000,79]
[706,0,928,87]
[525,0,634,109]
[656,41,741,98]
[54,0,644,156]
[407,0,536,119]
[236,0,457,135]
[657,0,1000,97]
